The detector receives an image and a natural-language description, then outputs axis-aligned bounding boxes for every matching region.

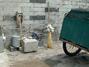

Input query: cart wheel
[63,42,81,56]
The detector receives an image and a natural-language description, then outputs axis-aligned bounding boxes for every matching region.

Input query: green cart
[60,9,89,56]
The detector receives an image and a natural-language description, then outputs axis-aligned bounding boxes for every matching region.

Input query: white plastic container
[22,38,38,52]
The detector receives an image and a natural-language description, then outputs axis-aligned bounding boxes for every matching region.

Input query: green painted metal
[60,9,89,49]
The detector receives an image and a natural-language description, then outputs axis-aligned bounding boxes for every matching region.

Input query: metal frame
[60,38,89,52]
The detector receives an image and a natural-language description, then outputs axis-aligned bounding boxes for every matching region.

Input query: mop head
[46,24,54,32]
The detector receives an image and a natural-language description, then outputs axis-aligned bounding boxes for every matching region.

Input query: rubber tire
[63,42,81,56]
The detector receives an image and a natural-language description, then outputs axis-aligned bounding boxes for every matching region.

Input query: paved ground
[3,41,89,67]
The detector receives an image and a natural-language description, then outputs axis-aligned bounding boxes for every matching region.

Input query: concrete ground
[4,41,89,67]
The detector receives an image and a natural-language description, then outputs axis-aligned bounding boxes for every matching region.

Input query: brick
[22,6,44,12]
[0,0,29,3]
[47,0,61,4]
[45,7,59,12]
[20,3,47,8]
[30,15,46,20]
[23,11,46,16]
[30,0,46,3]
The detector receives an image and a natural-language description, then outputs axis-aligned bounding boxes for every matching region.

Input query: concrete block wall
[0,0,88,46]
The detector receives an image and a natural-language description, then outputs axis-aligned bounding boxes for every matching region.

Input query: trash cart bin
[60,9,89,56]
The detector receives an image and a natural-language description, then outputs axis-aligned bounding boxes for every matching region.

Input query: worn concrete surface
[4,41,89,67]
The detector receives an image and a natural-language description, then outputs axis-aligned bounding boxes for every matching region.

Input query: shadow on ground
[44,52,89,67]
[10,52,89,67]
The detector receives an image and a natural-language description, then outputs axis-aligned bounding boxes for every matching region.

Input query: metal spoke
[66,43,79,53]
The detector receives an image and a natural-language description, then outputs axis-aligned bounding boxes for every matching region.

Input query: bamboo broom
[47,2,52,48]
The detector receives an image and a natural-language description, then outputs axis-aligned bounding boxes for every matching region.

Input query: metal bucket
[11,35,20,48]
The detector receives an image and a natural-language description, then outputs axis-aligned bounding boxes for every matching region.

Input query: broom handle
[48,2,50,24]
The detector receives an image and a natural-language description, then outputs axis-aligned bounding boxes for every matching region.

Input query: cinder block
[44,2,61,8]
[33,3,47,8]
[23,12,47,20]
[20,3,47,8]
[0,8,4,16]
[63,1,72,5]
[2,21,15,26]
[45,12,60,16]
[0,0,29,3]
[4,6,21,12]
[30,0,46,3]
[23,20,47,28]
[19,3,32,7]
[23,11,46,16]
[0,16,3,21]
[22,6,44,12]
[47,0,61,4]
[30,15,46,20]
[59,5,71,13]
[23,21,35,25]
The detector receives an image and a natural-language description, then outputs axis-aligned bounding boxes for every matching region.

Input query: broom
[47,2,52,48]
